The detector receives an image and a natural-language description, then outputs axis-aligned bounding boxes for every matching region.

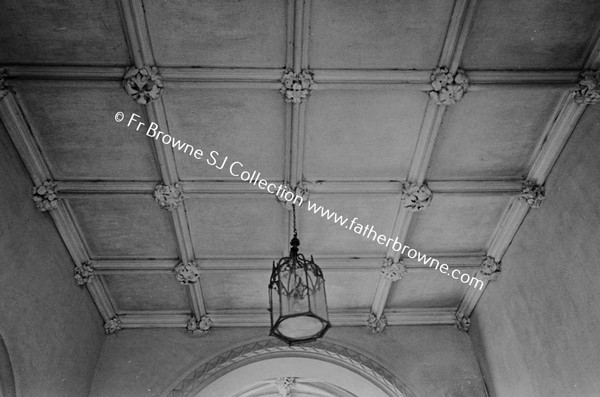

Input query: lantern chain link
[292,204,297,238]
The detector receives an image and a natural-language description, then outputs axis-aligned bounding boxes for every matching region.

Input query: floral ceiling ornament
[429,67,469,105]
[366,312,387,333]
[174,260,200,285]
[280,70,314,104]
[519,180,545,208]
[74,260,94,286]
[573,70,600,105]
[381,257,407,282]
[479,256,501,281]
[153,182,184,211]
[32,180,59,212]
[104,317,121,335]
[401,182,433,211]
[187,315,212,336]
[276,182,309,210]
[276,377,296,396]
[454,311,470,332]
[122,65,164,104]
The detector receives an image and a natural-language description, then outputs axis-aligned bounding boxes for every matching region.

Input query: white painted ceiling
[1,0,599,331]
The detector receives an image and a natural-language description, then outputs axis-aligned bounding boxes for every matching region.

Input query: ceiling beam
[370,0,479,322]
[0,87,116,322]
[115,307,457,329]
[118,0,208,322]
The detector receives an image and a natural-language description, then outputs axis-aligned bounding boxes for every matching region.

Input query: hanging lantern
[269,205,330,344]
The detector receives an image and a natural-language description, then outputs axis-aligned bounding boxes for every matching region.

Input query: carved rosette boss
[574,70,600,105]
[276,182,309,210]
[479,256,501,281]
[104,317,122,335]
[429,67,469,105]
[74,260,95,286]
[174,260,200,285]
[454,311,470,332]
[187,315,212,336]
[32,180,58,212]
[0,68,9,100]
[401,182,433,211]
[381,257,407,282]
[276,377,296,396]
[123,65,163,104]
[280,70,313,104]
[519,181,545,208]
[366,312,387,333]
[153,182,184,211]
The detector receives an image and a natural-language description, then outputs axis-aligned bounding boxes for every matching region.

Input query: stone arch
[164,339,417,397]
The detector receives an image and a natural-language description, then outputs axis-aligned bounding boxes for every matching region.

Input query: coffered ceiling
[1,0,599,335]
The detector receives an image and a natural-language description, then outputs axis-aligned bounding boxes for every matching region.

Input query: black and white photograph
[1,1,599,396]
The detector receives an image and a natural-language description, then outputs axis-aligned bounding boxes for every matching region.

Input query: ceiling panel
[17,82,159,181]
[164,88,285,181]
[144,0,287,67]
[309,0,454,69]
[186,195,285,257]
[103,273,189,312]
[406,194,511,253]
[300,193,400,256]
[323,269,380,310]
[0,0,129,65]
[426,87,565,180]
[200,270,270,311]
[67,195,179,259]
[462,0,600,69]
[386,268,472,309]
[304,90,427,181]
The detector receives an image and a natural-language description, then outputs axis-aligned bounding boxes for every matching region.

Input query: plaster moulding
[429,67,469,105]
[381,257,407,282]
[74,260,94,286]
[187,315,212,336]
[401,182,433,211]
[574,70,600,104]
[153,182,184,211]
[122,65,164,104]
[104,317,122,335]
[280,70,314,104]
[276,377,296,396]
[519,180,545,208]
[32,180,58,212]
[276,182,309,210]
[174,260,200,285]
[479,256,501,281]
[454,311,470,332]
[366,312,387,333]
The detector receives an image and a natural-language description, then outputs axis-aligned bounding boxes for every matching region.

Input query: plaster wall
[89,325,486,397]
[0,121,105,397]
[470,106,600,396]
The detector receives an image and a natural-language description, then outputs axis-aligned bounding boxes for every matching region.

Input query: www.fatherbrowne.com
[115,111,484,291]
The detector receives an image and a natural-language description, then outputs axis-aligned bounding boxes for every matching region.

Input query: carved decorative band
[166,339,415,397]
